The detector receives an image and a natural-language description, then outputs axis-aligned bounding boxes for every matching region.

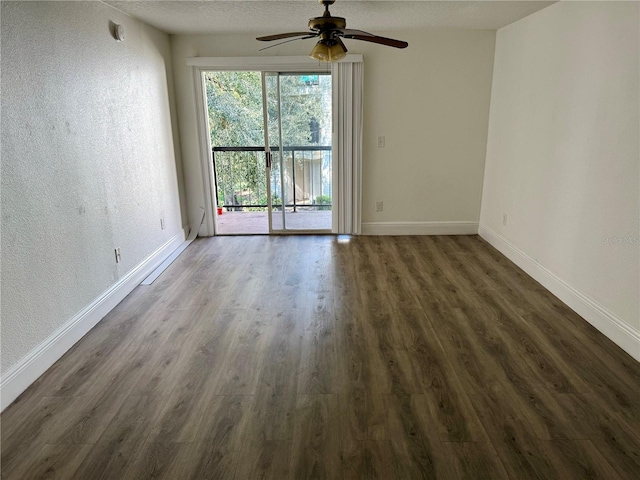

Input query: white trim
[0,229,188,412]
[186,55,363,71]
[479,225,640,362]
[141,210,204,285]
[361,221,479,236]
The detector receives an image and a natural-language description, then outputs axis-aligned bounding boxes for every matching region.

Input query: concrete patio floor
[215,210,332,234]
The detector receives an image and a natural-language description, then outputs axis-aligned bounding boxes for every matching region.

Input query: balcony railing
[212,145,332,212]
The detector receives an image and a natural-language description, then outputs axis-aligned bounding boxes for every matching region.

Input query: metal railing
[212,145,332,211]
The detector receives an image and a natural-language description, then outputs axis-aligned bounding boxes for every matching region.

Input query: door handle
[265,151,272,168]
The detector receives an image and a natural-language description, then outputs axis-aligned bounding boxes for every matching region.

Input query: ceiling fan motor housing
[308,15,346,32]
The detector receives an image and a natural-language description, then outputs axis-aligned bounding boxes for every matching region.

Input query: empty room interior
[1,0,639,479]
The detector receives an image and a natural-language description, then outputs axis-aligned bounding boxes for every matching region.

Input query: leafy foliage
[315,194,332,210]
[206,71,264,147]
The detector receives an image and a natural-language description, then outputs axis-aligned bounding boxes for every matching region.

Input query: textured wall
[1,1,185,374]
[480,1,639,330]
[170,29,495,232]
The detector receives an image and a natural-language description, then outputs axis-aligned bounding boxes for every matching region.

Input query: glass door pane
[264,72,333,232]
[205,71,269,234]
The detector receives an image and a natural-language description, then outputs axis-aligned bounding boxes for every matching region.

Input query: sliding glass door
[204,68,334,235]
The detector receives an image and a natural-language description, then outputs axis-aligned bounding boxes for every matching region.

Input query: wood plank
[121,442,204,480]
[144,309,239,443]
[1,397,80,478]
[543,438,623,479]
[194,395,253,447]
[234,440,292,480]
[298,311,339,395]
[71,395,168,480]
[440,441,510,480]
[384,392,457,479]
[342,440,398,480]
[4,443,92,480]
[251,312,303,441]
[290,394,342,479]
[210,314,271,396]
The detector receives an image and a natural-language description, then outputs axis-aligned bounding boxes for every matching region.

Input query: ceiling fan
[256,0,408,62]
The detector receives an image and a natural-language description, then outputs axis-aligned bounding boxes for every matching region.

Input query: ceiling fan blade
[340,33,408,49]
[259,35,318,51]
[336,28,377,37]
[337,28,408,48]
[336,37,348,53]
[256,32,314,42]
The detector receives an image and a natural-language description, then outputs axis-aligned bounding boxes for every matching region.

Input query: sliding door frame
[189,55,362,236]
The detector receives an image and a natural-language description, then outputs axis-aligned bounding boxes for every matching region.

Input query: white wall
[480,1,639,357]
[1,1,186,385]
[170,29,496,235]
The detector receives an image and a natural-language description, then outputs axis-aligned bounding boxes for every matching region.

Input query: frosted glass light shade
[310,42,330,61]
[327,42,347,61]
[310,40,347,62]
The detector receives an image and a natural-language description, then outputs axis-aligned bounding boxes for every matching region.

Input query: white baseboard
[361,221,479,236]
[479,225,640,362]
[0,228,188,412]
[142,210,204,285]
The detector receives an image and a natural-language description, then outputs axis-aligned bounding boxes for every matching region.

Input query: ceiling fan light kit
[310,32,348,62]
[256,0,408,62]
[310,40,347,62]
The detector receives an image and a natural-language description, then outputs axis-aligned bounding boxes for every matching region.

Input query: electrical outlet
[160,218,165,230]
[376,201,384,212]
[114,248,121,264]
[503,213,508,226]
[377,136,385,148]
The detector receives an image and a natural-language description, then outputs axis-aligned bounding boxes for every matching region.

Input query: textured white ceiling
[105,0,556,35]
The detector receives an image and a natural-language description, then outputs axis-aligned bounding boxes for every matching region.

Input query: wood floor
[1,235,639,479]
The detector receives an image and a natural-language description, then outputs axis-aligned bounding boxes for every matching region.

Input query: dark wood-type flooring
[2,235,639,479]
